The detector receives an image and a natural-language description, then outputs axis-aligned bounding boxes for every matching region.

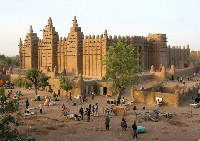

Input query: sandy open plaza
[11,79,200,141]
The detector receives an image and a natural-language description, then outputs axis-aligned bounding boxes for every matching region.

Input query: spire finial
[187,44,190,49]
[48,17,52,26]
[104,29,107,36]
[30,25,33,33]
[73,16,78,27]
[19,38,22,46]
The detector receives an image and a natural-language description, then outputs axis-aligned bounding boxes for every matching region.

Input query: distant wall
[10,74,20,83]
[138,74,154,83]
[174,67,195,78]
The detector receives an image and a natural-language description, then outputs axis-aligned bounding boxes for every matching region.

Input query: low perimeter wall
[174,67,195,78]
[132,83,200,107]
[132,90,179,107]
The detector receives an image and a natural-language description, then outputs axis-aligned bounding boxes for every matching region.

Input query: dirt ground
[9,79,200,141]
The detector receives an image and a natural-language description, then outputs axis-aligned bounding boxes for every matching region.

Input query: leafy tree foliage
[25,69,50,95]
[12,55,20,66]
[101,40,142,96]
[15,69,50,95]
[0,54,12,66]
[59,75,74,93]
[0,88,20,140]
[14,75,32,88]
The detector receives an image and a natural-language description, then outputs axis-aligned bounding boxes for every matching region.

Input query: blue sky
[0,0,200,56]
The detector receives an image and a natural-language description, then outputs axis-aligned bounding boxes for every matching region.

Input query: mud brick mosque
[19,16,190,78]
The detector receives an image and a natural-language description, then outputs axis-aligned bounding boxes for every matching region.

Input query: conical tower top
[19,38,22,46]
[48,17,52,26]
[187,44,190,49]
[29,25,33,33]
[73,16,78,27]
[104,29,108,39]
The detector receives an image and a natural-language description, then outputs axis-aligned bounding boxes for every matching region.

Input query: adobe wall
[167,45,190,68]
[10,74,20,83]
[97,82,113,96]
[179,84,199,105]
[82,32,107,78]
[132,83,200,107]
[83,80,97,96]
[132,89,179,107]
[173,67,195,78]
[149,65,166,81]
[47,78,96,96]
[138,74,154,83]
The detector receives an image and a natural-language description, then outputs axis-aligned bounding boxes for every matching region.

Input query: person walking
[53,91,57,101]
[79,107,84,120]
[89,103,91,111]
[39,104,43,114]
[121,118,127,130]
[87,108,91,122]
[95,103,99,117]
[92,90,95,100]
[26,99,29,109]
[92,105,95,116]
[171,75,174,81]
[132,121,138,140]
[69,91,72,101]
[57,89,60,97]
[62,104,66,111]
[122,97,125,104]
[105,115,110,131]
[66,91,69,102]
[79,95,82,104]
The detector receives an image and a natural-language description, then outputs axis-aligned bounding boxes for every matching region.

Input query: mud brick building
[19,16,190,78]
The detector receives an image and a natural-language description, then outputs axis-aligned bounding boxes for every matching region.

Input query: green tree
[12,55,20,66]
[0,54,6,64]
[0,54,12,66]
[0,88,20,140]
[5,57,12,66]
[101,40,142,97]
[25,68,50,95]
[14,75,32,88]
[59,75,74,95]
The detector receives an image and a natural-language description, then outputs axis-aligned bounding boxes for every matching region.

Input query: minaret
[19,38,22,69]
[66,16,84,75]
[38,17,58,72]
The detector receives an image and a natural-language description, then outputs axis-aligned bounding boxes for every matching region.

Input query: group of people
[78,103,99,121]
[25,99,43,114]
[105,115,138,140]
[177,76,184,83]
[171,75,186,84]
[53,90,61,101]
